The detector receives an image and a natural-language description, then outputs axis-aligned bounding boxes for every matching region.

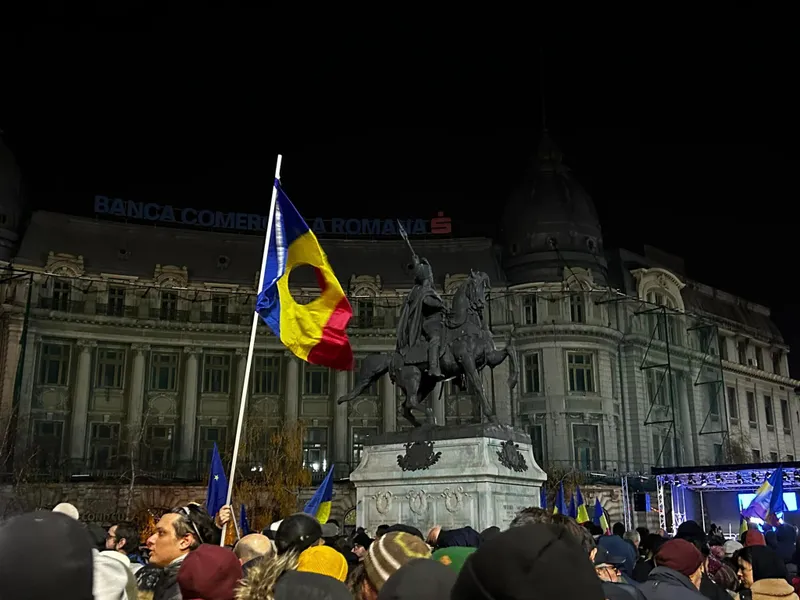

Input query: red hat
[745,529,766,547]
[177,545,243,600]
[655,539,705,577]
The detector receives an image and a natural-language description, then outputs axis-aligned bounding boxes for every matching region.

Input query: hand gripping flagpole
[220,154,283,545]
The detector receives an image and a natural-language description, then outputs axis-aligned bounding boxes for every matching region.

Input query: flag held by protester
[256,180,354,371]
[553,482,568,515]
[206,443,228,518]
[593,497,610,534]
[575,486,590,524]
[568,494,577,519]
[303,465,335,524]
[742,467,787,527]
[240,504,251,536]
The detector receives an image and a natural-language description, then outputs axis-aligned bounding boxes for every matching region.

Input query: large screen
[738,492,798,512]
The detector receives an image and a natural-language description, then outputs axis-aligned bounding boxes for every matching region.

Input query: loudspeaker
[633,492,651,512]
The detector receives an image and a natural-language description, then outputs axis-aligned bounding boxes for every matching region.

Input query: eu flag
[240,504,251,536]
[303,465,335,524]
[206,443,229,519]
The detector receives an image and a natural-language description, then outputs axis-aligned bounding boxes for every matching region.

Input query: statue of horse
[337,270,518,427]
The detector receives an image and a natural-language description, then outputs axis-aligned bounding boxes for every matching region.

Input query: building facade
[1,134,798,500]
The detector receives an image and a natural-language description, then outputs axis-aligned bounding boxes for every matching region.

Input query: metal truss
[621,475,633,531]
[687,322,729,444]
[656,475,667,531]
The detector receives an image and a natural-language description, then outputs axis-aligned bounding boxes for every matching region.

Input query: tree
[543,464,585,510]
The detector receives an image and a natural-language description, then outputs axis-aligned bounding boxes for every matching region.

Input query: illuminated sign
[93,196,452,236]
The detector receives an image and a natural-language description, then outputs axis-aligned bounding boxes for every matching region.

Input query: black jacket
[640,566,706,600]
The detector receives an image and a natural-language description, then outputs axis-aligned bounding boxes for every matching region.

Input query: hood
[647,566,697,591]
[436,526,482,549]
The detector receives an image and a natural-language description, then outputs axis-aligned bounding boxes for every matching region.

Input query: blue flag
[240,504,251,536]
[540,487,547,510]
[553,482,568,515]
[303,466,335,523]
[742,467,787,527]
[568,494,577,519]
[206,443,228,518]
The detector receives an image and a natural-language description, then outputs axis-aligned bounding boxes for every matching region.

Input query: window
[718,337,728,361]
[713,443,724,465]
[737,341,747,365]
[352,426,378,467]
[530,424,546,468]
[160,291,178,320]
[356,299,375,328]
[90,423,121,469]
[547,297,560,317]
[747,392,757,426]
[646,368,666,406]
[211,295,228,324]
[253,355,281,394]
[522,354,541,395]
[353,359,378,396]
[773,352,782,376]
[523,295,537,325]
[573,424,600,470]
[646,291,678,343]
[781,399,791,434]
[96,348,125,388]
[304,365,330,396]
[52,280,71,311]
[709,386,720,418]
[203,354,231,393]
[764,395,774,428]
[107,286,126,317]
[567,352,595,393]
[199,427,227,468]
[770,451,779,463]
[143,425,174,469]
[755,347,764,370]
[38,343,70,385]
[752,449,761,463]
[150,353,178,391]
[570,294,585,323]
[652,432,673,467]
[32,420,64,470]
[303,427,329,475]
[788,454,795,462]
[727,387,738,421]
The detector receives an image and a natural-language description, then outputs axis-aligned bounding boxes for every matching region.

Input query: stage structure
[652,461,800,535]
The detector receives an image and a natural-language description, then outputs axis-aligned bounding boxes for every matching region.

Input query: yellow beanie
[296,545,348,582]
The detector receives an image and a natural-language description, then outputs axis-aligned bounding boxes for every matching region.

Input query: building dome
[0,137,23,262]
[501,132,607,286]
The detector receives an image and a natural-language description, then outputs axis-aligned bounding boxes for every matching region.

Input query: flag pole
[220,154,283,545]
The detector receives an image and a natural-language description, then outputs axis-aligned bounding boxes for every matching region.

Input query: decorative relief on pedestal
[406,489,429,515]
[371,491,393,515]
[497,439,528,472]
[441,486,471,513]
[397,441,442,472]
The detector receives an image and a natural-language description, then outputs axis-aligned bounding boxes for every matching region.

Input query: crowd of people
[3,499,800,600]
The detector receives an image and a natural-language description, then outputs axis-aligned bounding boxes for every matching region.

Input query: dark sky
[2,7,798,371]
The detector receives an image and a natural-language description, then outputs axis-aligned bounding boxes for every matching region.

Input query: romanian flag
[575,486,590,524]
[256,179,354,371]
[303,465,335,524]
[593,497,610,534]
[568,495,577,519]
[553,482,568,515]
[742,467,787,527]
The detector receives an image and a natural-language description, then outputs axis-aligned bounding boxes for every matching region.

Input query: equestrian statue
[337,225,518,428]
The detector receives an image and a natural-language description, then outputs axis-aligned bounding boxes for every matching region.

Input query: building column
[285,354,299,423]
[433,382,445,426]
[179,348,200,466]
[127,344,149,455]
[380,374,396,433]
[13,333,39,467]
[677,373,695,466]
[70,340,96,464]
[334,370,349,472]
[233,349,247,430]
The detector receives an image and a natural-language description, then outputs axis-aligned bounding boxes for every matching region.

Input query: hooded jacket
[93,550,138,600]
[639,566,707,600]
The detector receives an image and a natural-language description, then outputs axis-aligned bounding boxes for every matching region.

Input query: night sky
[2,9,798,371]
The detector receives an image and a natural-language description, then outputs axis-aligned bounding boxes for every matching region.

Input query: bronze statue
[338,226,518,428]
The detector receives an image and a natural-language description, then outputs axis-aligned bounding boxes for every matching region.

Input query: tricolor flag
[575,486,590,524]
[553,482,568,515]
[256,179,354,371]
[568,494,577,519]
[303,465,335,524]
[739,515,749,535]
[742,467,787,527]
[593,497,610,534]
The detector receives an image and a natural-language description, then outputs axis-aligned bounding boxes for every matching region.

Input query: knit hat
[275,513,324,555]
[177,544,243,600]
[451,524,605,600]
[654,539,705,577]
[273,570,351,600]
[297,545,348,582]
[745,529,766,547]
[364,531,432,592]
[378,559,457,600]
[0,511,94,600]
[724,539,744,557]
[432,547,476,572]
[353,530,373,549]
[53,502,80,520]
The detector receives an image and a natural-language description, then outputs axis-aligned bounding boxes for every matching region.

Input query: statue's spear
[397,220,417,259]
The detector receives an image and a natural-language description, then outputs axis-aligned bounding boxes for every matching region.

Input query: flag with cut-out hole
[256,179,353,370]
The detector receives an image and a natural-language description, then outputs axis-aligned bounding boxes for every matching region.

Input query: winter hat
[275,513,324,555]
[353,530,373,549]
[432,547,476,572]
[273,570,352,600]
[479,526,501,544]
[177,544,243,600]
[0,511,94,600]
[451,524,605,600]
[384,523,425,540]
[378,559,457,600]
[53,501,80,520]
[724,539,744,557]
[364,531,432,592]
[745,529,766,547]
[297,545,348,582]
[654,539,705,577]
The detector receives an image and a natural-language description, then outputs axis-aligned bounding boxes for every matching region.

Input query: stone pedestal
[350,424,546,535]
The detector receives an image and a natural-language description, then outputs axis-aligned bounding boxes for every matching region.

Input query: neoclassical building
[1,134,798,502]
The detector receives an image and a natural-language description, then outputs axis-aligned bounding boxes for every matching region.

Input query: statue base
[349,423,547,536]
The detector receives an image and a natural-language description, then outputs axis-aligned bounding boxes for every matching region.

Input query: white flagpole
[220,154,283,545]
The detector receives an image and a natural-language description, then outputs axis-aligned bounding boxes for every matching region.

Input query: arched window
[646,289,679,344]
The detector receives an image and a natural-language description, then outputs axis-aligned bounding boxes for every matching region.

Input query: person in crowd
[383,524,425,540]
[745,529,767,547]
[107,521,146,573]
[626,530,642,553]
[451,523,605,600]
[234,533,274,576]
[432,547,476,573]
[774,524,799,580]
[0,511,94,600]
[349,531,431,599]
[726,540,745,560]
[377,558,457,600]
[271,571,352,600]
[599,523,639,579]
[353,530,373,561]
[736,545,799,600]
[53,501,81,520]
[296,545,349,583]
[479,526,501,544]
[176,544,242,600]
[509,506,551,527]
[375,524,390,538]
[94,522,139,600]
[706,544,739,594]
[426,524,482,549]
[593,545,647,600]
[639,538,707,600]
[676,520,731,600]
[634,533,667,583]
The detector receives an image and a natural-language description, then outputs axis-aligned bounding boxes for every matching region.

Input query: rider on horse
[395,255,446,380]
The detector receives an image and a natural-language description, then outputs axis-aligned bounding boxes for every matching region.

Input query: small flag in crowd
[303,465,335,524]
[206,443,228,518]
[575,486,590,524]
[593,497,610,534]
[553,482,568,515]
[568,494,577,520]
[240,504,251,536]
[540,487,547,510]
